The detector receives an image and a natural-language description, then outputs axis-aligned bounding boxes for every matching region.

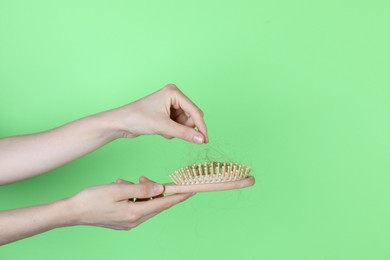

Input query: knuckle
[193,106,203,116]
[124,222,137,231]
[132,222,141,229]
[163,84,178,92]
[198,109,204,117]
[162,134,174,140]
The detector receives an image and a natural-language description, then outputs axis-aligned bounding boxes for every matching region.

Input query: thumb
[163,120,205,144]
[116,182,164,200]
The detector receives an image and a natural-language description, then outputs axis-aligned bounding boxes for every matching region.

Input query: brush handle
[163,176,255,194]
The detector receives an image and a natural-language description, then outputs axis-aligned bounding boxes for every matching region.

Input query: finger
[170,107,187,122]
[163,120,206,144]
[139,176,154,183]
[169,105,196,129]
[115,179,136,202]
[161,134,174,139]
[174,113,196,128]
[160,116,196,139]
[115,182,164,200]
[116,178,134,184]
[133,192,195,215]
[136,195,191,221]
[162,85,208,143]
[174,91,208,143]
[170,108,195,127]
[173,112,190,125]
[135,209,163,226]
[138,176,164,199]
[183,117,195,128]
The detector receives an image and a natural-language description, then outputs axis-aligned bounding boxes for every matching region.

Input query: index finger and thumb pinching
[164,120,206,144]
[171,88,208,143]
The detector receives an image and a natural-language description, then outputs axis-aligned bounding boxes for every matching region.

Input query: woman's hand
[0,177,195,245]
[69,176,195,230]
[108,84,208,144]
[0,83,207,184]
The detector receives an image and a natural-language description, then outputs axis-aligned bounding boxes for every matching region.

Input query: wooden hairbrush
[163,161,255,194]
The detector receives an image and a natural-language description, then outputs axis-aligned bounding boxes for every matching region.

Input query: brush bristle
[169,161,251,185]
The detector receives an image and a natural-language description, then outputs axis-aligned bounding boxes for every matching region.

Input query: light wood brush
[164,161,255,194]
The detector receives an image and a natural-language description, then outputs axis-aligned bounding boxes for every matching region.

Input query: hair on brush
[164,161,255,194]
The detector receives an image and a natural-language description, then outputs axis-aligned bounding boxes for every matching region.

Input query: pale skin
[0,84,208,246]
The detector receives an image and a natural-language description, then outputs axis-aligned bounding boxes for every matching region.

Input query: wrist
[63,191,98,227]
[98,105,142,139]
[89,109,128,140]
[50,198,80,228]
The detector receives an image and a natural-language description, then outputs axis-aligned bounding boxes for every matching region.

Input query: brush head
[164,162,255,194]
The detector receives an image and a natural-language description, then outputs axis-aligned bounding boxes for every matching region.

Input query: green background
[1,0,390,259]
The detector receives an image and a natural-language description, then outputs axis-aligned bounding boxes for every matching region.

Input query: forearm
[0,85,208,185]
[0,110,123,185]
[0,198,76,246]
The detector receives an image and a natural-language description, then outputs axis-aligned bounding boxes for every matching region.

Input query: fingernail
[193,134,204,144]
[153,184,164,193]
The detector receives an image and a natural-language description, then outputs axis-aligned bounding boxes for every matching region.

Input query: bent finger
[163,120,205,144]
[133,192,195,215]
[175,91,208,143]
[116,178,134,184]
